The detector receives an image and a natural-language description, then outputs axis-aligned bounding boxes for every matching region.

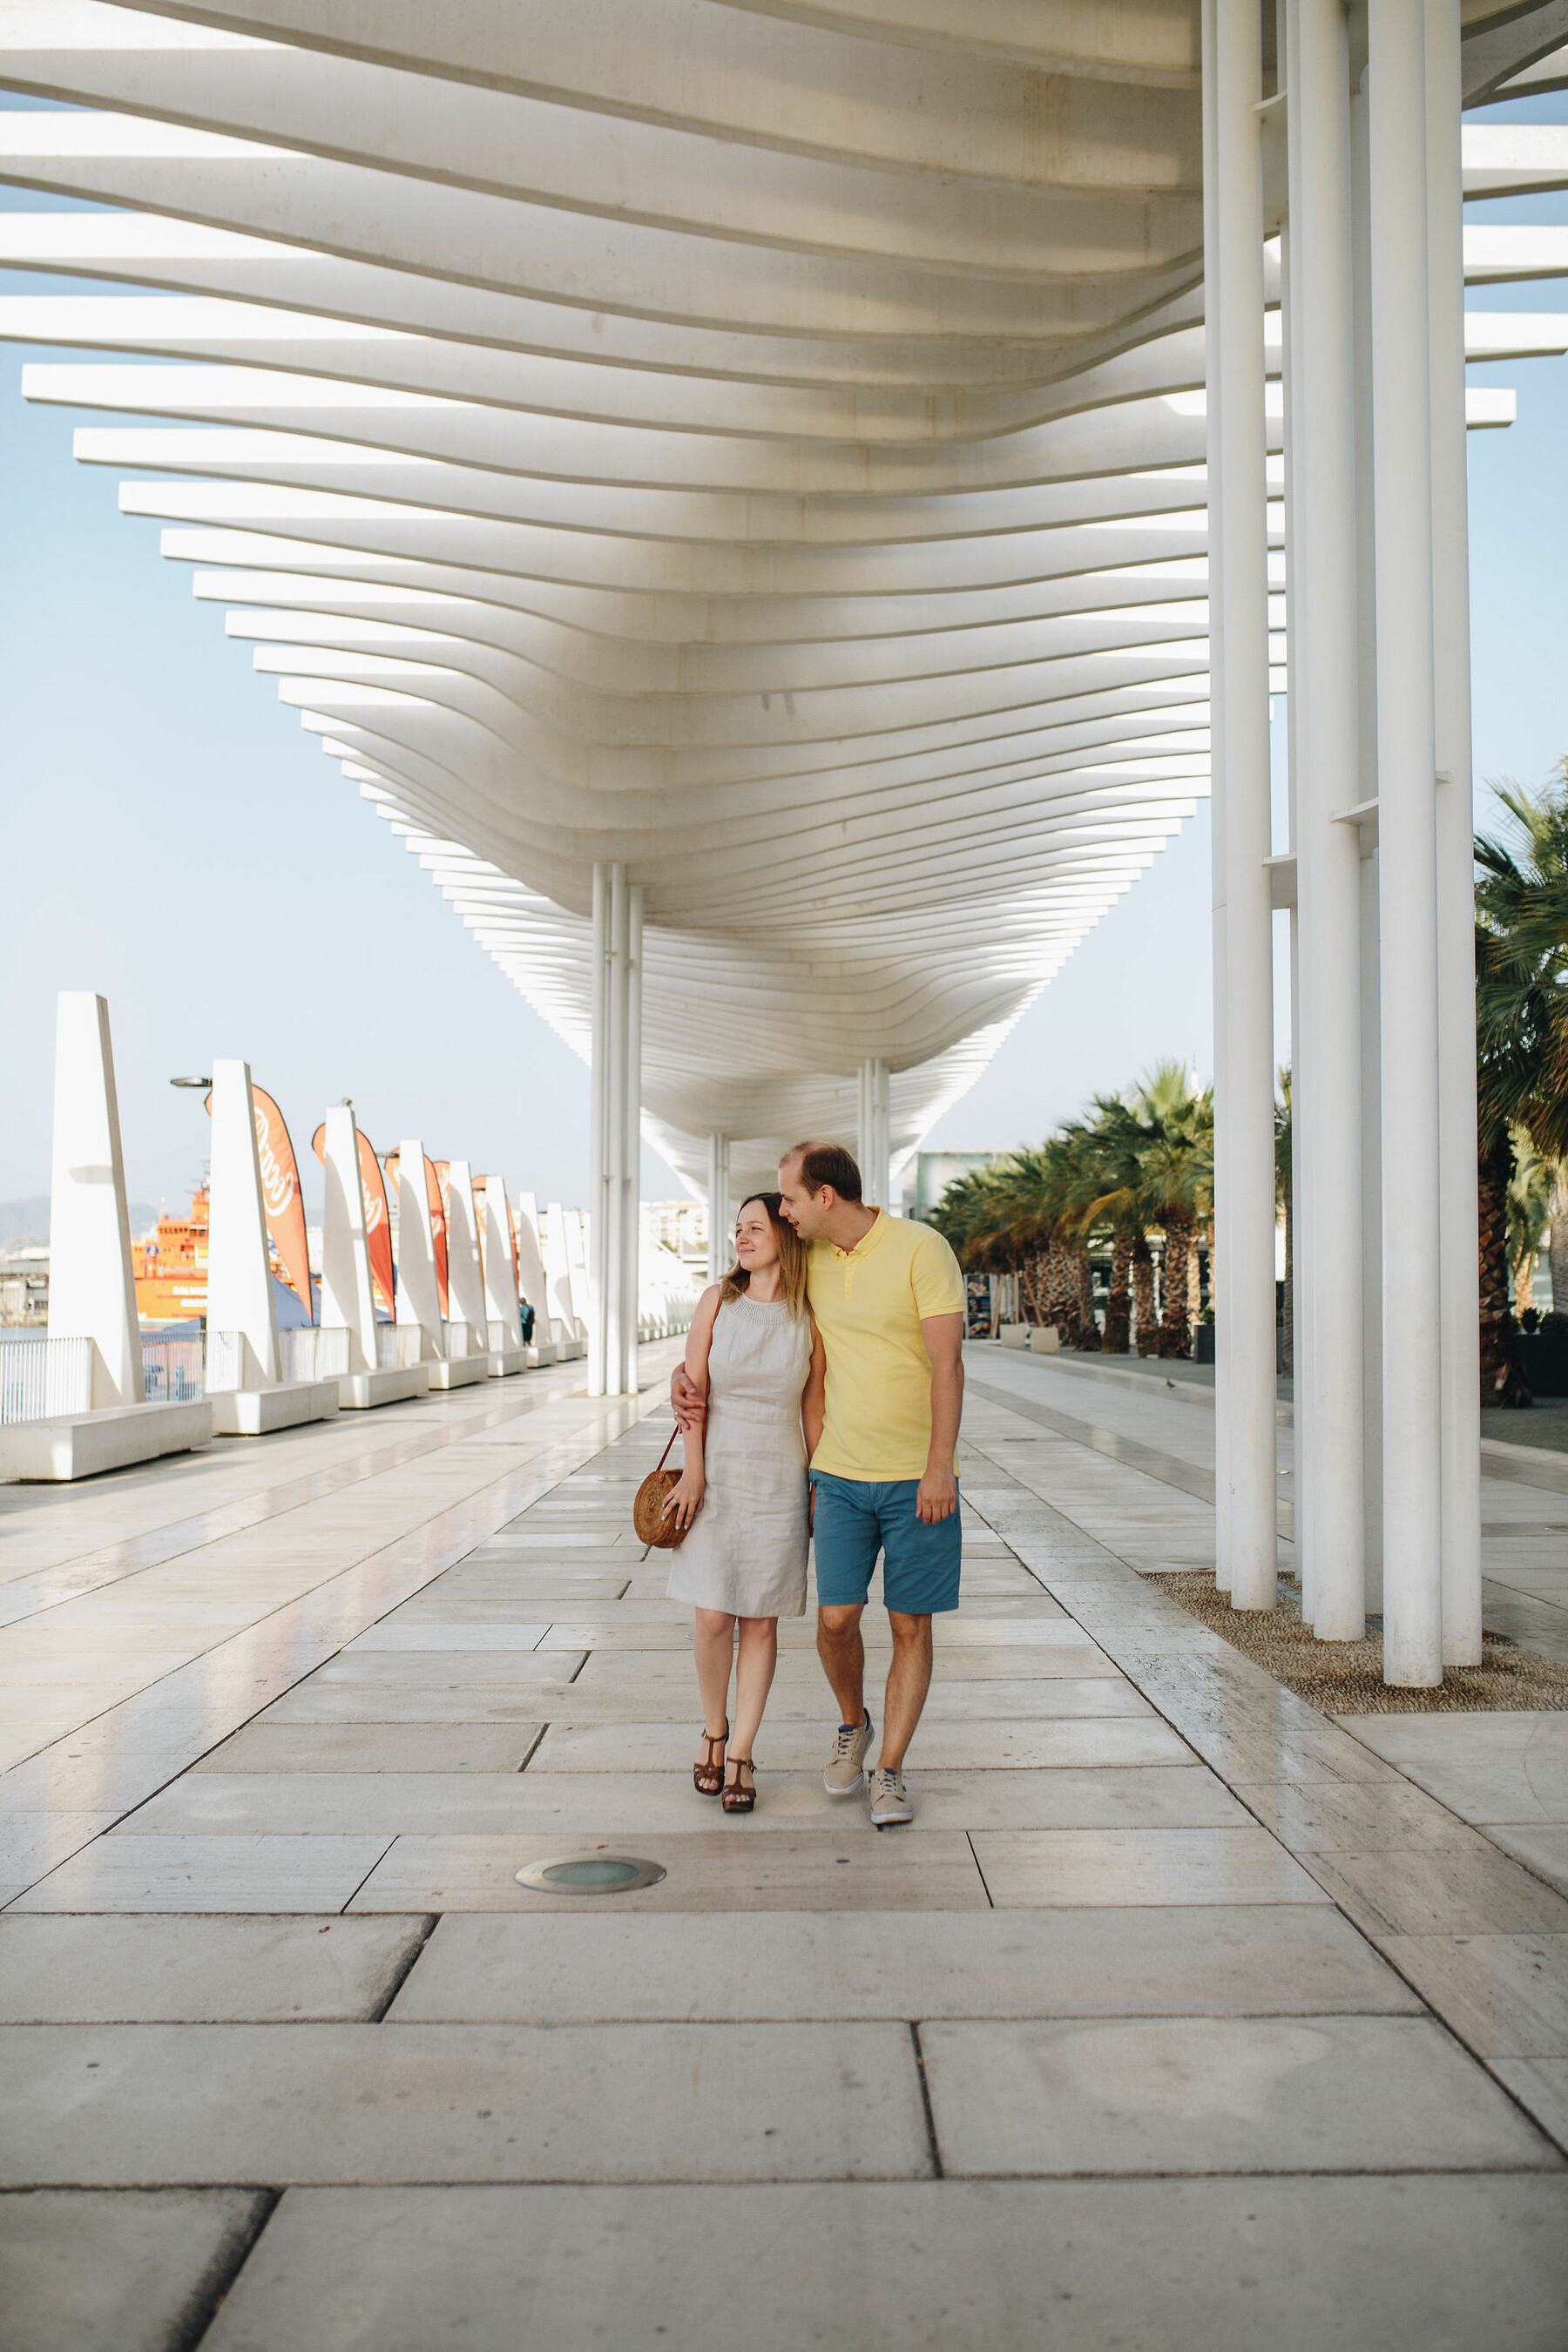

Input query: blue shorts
[810,1471,963,1616]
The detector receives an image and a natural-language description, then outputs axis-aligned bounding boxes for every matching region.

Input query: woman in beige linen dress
[664,1193,825,1812]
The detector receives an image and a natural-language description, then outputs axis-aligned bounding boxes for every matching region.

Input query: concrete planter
[0,1399,211,1483]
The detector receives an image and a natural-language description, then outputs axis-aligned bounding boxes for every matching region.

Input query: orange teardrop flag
[210,1084,314,1324]
[361,1137,395,1316]
[428,1156,449,1316]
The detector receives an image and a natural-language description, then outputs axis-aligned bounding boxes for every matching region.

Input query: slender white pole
[706,1133,730,1285]
[1368,0,1443,1685]
[605,863,630,1396]
[1426,0,1483,1666]
[1279,207,1313,1626]
[1287,0,1367,1639]
[587,862,611,1398]
[620,883,644,1394]
[865,1058,879,1204]
[1202,0,1232,1594]
[1209,0,1278,1612]
[1350,67,1386,1618]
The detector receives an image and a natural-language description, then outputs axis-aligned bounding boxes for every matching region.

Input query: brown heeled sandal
[693,1720,727,1795]
[721,1756,756,1814]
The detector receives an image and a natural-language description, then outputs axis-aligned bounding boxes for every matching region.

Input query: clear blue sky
[2,109,1565,1214]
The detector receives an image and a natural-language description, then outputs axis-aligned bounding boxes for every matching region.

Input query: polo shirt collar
[833,1207,886,1260]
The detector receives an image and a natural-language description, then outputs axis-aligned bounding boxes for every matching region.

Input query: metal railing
[0,1335,94,1424]
[142,1334,205,1404]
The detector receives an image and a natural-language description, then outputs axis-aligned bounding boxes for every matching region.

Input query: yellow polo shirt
[808,1211,966,1481]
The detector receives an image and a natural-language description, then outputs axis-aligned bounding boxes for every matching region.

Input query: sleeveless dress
[666,1292,812,1618]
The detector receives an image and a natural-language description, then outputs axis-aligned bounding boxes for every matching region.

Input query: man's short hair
[788,1140,863,1202]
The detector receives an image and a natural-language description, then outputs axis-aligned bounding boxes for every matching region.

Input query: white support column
[1368,0,1444,1686]
[858,1057,889,1210]
[618,883,644,1392]
[588,862,612,1396]
[706,1133,731,1284]
[45,991,142,1410]
[1202,0,1232,1592]
[1279,208,1312,1625]
[205,1057,281,1390]
[394,1137,444,1362]
[1350,64,1386,1618]
[1286,0,1367,1640]
[587,859,639,1397]
[604,864,629,1395]
[1426,0,1483,1666]
[319,1105,378,1374]
[443,1159,487,1352]
[1206,0,1279,1612]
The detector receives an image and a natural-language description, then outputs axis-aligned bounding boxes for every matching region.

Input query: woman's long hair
[719,1192,808,1318]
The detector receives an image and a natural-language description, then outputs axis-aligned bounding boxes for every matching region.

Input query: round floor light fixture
[515,1852,666,1896]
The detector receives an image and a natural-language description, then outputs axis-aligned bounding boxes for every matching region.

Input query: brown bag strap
[652,1422,680,1474]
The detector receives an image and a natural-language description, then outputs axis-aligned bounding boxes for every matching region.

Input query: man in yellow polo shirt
[678,1138,964,1827]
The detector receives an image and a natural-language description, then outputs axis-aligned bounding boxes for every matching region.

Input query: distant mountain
[0,1196,160,1247]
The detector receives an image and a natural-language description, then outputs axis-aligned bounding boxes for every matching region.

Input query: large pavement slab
[3,1343,1568,2346]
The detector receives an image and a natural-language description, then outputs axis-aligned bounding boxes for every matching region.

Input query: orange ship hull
[133,1189,209,1323]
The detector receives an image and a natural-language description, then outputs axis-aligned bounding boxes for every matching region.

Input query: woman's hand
[664,1469,706,1530]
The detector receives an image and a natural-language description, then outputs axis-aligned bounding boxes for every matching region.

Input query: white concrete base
[485,1348,530,1379]
[999,1324,1030,1348]
[207,1380,341,1436]
[0,1399,212,1483]
[526,1341,561,1368]
[554,1337,587,1362]
[427,1355,490,1391]
[1029,1327,1062,1355]
[337,1364,431,1411]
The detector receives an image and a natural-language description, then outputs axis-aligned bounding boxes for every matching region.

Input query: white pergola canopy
[1,0,1562,1193]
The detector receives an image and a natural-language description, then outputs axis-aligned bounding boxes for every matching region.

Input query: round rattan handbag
[633,1424,690,1551]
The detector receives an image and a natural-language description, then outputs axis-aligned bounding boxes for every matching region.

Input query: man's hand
[671,1362,707,1432]
[916,1465,957,1524]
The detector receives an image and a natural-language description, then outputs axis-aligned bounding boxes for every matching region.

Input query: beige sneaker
[824,1711,874,1796]
[868,1768,914,1828]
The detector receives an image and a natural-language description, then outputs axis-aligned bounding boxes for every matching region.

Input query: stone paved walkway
[3,1344,1567,2349]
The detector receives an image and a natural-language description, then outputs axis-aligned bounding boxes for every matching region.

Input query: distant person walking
[664,1194,825,1813]
[676,1142,964,1826]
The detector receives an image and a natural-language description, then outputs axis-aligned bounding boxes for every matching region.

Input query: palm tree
[929,1151,1055,1325]
[1507,1127,1552,1321]
[930,1064,1211,1362]
[1126,1062,1214,1359]
[1069,1093,1148,1355]
[1475,774,1568,1403]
